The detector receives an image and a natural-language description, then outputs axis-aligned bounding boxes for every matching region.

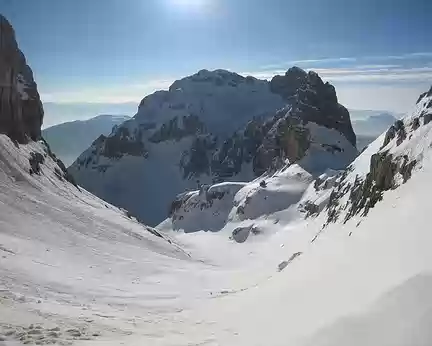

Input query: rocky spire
[0,15,44,143]
[270,67,356,146]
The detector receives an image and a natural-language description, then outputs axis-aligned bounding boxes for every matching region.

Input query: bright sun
[169,0,208,11]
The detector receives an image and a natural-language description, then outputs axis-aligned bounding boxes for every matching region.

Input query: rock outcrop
[0,15,44,143]
[321,87,432,228]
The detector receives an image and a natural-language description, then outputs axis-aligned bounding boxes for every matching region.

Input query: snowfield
[1,90,432,346]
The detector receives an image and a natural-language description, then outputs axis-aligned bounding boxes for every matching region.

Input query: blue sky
[1,0,432,123]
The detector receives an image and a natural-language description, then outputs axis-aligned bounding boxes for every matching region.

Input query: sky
[1,0,432,125]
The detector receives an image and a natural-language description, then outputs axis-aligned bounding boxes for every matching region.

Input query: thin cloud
[259,52,432,71]
[351,64,401,69]
[40,79,174,103]
[243,65,432,84]
[315,67,432,82]
[260,57,357,70]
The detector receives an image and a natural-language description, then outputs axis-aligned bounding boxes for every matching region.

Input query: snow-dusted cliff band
[69,67,358,225]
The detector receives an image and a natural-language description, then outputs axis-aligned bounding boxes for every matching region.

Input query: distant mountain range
[42,102,136,128]
[42,115,130,166]
[350,110,401,150]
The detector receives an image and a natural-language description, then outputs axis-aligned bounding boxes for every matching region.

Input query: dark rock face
[29,152,45,175]
[332,151,399,224]
[270,68,356,146]
[103,126,147,159]
[382,120,407,148]
[180,135,216,179]
[253,112,311,176]
[0,15,44,143]
[149,115,205,143]
[178,68,356,180]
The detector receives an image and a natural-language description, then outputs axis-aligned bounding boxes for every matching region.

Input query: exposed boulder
[29,152,44,175]
[0,15,44,143]
[302,201,320,218]
[231,226,252,243]
[412,117,420,131]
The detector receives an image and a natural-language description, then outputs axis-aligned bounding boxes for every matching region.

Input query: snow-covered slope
[2,86,432,346]
[0,133,228,346]
[69,68,357,226]
[156,86,432,346]
[42,114,130,166]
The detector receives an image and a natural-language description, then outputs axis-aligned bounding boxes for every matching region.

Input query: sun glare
[168,0,209,12]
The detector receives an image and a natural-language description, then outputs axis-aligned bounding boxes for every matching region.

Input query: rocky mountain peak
[0,15,44,143]
[70,67,358,225]
[169,69,257,92]
[271,67,355,146]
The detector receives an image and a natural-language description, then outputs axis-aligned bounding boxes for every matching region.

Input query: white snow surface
[135,69,285,135]
[2,89,432,345]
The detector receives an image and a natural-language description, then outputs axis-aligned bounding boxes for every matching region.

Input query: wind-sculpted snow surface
[2,83,432,345]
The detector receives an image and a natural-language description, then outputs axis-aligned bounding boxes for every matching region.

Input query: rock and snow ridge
[69,67,357,226]
[42,114,131,166]
[163,85,432,238]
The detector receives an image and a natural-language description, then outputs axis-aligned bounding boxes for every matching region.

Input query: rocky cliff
[0,15,44,143]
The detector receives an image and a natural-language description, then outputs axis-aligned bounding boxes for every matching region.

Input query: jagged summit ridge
[0,15,44,143]
[270,67,356,146]
[69,67,357,225]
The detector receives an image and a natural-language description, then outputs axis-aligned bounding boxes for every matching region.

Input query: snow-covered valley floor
[1,104,432,346]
